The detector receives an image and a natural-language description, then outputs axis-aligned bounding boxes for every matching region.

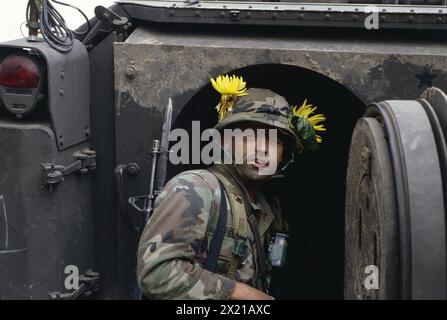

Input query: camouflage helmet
[211,75,327,153]
[214,88,303,153]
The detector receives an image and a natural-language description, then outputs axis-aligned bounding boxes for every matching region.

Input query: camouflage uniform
[137,164,284,300]
[137,88,295,300]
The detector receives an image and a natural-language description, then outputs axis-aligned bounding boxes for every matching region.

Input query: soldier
[137,74,326,300]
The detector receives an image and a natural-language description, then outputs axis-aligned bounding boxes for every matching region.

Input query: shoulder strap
[209,166,269,290]
[202,180,227,273]
[208,167,248,240]
[270,196,289,233]
[208,167,250,279]
[190,169,242,278]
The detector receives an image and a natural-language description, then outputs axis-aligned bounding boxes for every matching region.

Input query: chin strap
[276,153,295,175]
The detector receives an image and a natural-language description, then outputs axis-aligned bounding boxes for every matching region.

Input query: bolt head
[48,171,63,179]
[127,163,141,177]
[126,65,137,79]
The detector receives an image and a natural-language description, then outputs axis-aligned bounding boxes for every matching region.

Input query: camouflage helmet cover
[214,88,304,153]
[211,74,326,153]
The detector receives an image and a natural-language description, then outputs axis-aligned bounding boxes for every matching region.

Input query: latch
[42,149,96,191]
[184,0,200,5]
[230,10,241,21]
[48,270,100,300]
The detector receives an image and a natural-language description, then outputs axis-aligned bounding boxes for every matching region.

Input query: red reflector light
[0,55,40,89]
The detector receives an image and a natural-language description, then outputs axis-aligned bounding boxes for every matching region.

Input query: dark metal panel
[0,121,94,299]
[114,91,154,299]
[1,39,91,151]
[89,32,120,299]
[0,122,56,299]
[117,26,447,109]
[117,1,447,30]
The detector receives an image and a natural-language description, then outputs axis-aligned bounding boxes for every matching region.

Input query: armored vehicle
[0,0,446,300]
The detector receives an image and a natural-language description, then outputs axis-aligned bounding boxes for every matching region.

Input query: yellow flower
[316,135,322,143]
[211,74,248,121]
[211,74,248,96]
[291,98,327,143]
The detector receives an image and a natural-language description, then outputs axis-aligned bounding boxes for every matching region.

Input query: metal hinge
[48,270,100,300]
[41,149,97,192]
[94,5,132,33]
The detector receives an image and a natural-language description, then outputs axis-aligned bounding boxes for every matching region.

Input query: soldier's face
[229,123,285,182]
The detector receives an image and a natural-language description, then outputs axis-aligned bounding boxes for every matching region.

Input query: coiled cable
[26,0,91,53]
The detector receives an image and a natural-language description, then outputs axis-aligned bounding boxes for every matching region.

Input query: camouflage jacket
[137,164,284,300]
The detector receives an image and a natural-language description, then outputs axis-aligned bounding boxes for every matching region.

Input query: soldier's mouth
[253,159,269,168]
